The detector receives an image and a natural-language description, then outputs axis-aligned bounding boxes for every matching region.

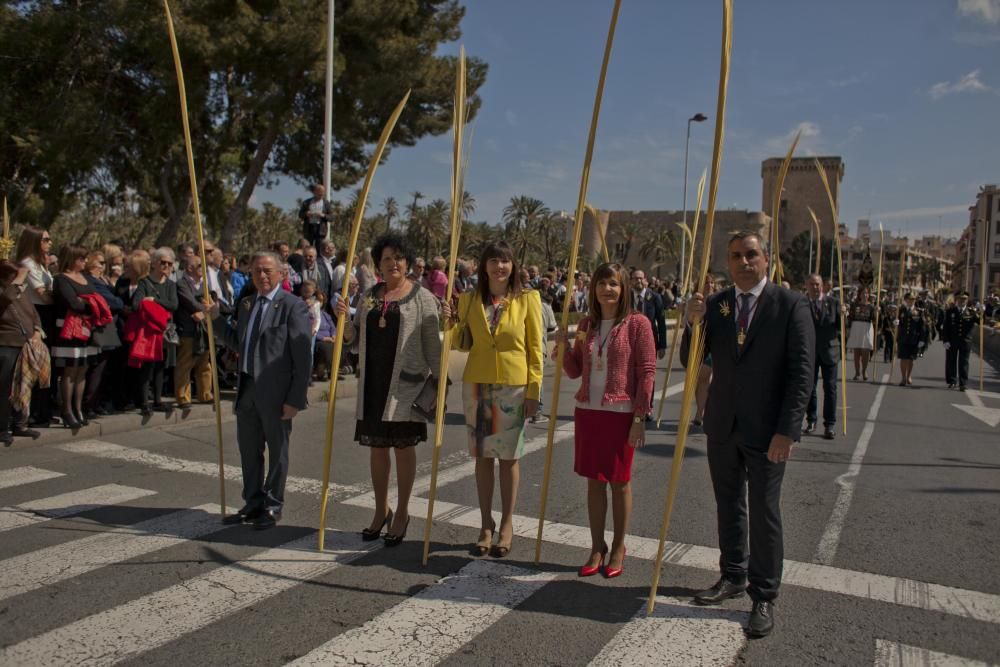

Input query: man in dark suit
[631,270,668,358]
[940,291,981,391]
[211,251,312,529]
[682,231,814,637]
[298,184,331,248]
[804,273,845,440]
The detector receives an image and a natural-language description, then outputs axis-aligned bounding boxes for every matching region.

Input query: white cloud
[873,205,970,220]
[763,121,822,156]
[928,70,991,99]
[958,0,1000,22]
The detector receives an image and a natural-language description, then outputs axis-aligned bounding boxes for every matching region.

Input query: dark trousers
[140,361,165,407]
[806,359,838,427]
[84,351,110,411]
[235,375,292,512]
[945,344,970,386]
[707,434,786,602]
[0,346,27,433]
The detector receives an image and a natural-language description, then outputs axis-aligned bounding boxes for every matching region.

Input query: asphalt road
[0,341,998,666]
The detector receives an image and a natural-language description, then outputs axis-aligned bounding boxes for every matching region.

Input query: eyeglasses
[160,260,174,266]
[380,256,406,265]
[41,237,52,242]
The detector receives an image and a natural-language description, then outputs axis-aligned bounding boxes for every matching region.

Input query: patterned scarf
[11,338,50,414]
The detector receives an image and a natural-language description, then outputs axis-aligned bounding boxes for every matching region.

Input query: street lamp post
[680,113,708,290]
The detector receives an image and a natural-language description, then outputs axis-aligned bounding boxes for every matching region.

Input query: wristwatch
[633,416,643,424]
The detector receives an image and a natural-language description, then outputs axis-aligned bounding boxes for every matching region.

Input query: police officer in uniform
[897,293,927,387]
[940,291,981,391]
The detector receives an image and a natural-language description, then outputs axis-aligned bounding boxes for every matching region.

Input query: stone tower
[761,156,844,252]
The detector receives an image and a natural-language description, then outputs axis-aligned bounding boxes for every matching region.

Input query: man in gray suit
[682,231,814,637]
[211,251,312,529]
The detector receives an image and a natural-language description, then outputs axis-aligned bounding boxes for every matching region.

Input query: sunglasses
[160,260,174,266]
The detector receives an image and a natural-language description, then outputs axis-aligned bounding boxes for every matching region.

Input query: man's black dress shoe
[803,421,815,434]
[12,427,41,439]
[222,506,262,525]
[253,509,281,530]
[693,578,747,605]
[747,600,775,637]
[823,426,835,440]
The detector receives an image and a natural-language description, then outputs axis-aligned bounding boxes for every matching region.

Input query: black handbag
[411,375,452,422]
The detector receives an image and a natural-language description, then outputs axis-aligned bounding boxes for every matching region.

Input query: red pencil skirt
[574,408,636,483]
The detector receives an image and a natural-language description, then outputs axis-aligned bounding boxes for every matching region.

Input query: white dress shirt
[734,277,767,328]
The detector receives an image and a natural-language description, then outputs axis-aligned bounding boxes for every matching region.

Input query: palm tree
[460,190,476,223]
[382,196,399,235]
[408,199,449,259]
[536,215,569,267]
[502,195,550,264]
[639,228,679,278]
[409,191,424,212]
[617,222,643,264]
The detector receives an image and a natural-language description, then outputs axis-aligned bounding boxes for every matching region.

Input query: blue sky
[263,0,1000,240]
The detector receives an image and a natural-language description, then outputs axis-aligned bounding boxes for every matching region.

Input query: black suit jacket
[941,305,979,349]
[809,294,841,366]
[636,289,668,350]
[682,281,815,448]
[214,289,312,414]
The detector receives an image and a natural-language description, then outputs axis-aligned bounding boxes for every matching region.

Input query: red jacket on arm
[563,312,657,417]
[123,300,172,367]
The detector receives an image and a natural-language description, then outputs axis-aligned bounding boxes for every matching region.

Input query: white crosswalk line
[874,639,992,666]
[0,503,221,603]
[290,559,555,666]
[0,531,379,666]
[0,466,64,490]
[0,484,156,533]
[350,494,1000,627]
[59,439,363,497]
[589,597,746,666]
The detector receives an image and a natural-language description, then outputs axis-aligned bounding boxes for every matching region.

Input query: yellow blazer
[454,289,544,400]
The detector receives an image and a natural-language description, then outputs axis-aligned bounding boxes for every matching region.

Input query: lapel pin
[719,302,731,317]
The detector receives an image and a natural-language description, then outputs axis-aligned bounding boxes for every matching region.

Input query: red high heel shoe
[604,546,627,579]
[578,543,608,577]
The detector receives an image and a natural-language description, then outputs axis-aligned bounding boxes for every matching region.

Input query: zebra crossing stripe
[350,494,1000,627]
[588,597,746,666]
[0,504,221,603]
[59,440,364,498]
[0,531,379,666]
[874,639,991,666]
[0,484,156,533]
[0,466,64,491]
[290,559,556,666]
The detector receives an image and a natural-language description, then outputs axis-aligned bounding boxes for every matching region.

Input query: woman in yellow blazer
[443,241,543,558]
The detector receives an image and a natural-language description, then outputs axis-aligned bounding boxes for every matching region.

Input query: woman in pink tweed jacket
[555,262,656,579]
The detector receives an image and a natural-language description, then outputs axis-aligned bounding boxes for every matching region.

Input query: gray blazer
[352,283,442,422]
[214,289,313,415]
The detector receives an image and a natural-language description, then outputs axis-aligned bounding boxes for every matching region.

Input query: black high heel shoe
[383,517,410,547]
[74,410,89,427]
[361,510,392,541]
[61,412,81,429]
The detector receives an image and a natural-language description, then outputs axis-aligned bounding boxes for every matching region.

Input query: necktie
[737,293,754,344]
[245,296,267,376]
[813,299,821,319]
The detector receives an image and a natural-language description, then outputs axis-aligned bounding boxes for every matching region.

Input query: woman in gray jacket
[337,233,441,546]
